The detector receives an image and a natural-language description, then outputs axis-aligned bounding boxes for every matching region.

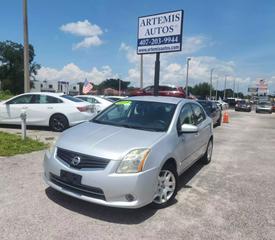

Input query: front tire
[151,163,178,209]
[201,139,213,165]
[49,114,69,132]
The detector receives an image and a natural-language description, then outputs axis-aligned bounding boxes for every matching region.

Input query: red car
[131,85,185,98]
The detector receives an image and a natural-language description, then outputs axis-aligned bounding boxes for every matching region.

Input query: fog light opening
[125,194,135,202]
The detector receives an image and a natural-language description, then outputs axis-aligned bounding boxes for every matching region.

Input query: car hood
[56,121,165,160]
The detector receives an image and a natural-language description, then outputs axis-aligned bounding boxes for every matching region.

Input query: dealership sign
[137,10,183,54]
[256,79,268,94]
[248,87,258,93]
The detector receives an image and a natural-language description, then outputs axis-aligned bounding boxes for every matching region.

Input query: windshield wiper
[124,125,163,132]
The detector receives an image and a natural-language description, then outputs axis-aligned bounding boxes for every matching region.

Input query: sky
[1,0,275,94]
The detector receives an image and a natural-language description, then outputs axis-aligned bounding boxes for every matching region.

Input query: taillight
[77,106,88,112]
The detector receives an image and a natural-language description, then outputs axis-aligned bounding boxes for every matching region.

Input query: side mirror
[180,124,198,133]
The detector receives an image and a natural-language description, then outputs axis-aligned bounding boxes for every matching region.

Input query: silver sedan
[43,96,213,208]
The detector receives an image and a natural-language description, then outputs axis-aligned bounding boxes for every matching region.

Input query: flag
[82,79,93,94]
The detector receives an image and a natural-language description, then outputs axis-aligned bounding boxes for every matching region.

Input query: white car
[0,92,95,131]
[75,95,113,113]
[216,100,229,110]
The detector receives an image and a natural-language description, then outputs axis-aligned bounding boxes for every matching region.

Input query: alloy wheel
[153,170,176,204]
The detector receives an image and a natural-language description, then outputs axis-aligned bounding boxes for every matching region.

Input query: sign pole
[154,53,160,96]
[140,54,144,89]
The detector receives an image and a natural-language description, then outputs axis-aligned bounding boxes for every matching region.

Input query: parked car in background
[197,100,222,127]
[235,100,251,112]
[215,99,229,110]
[0,92,94,131]
[272,102,275,112]
[224,97,238,108]
[44,96,213,209]
[215,101,223,110]
[75,95,113,113]
[256,101,272,114]
[131,85,185,98]
[103,96,126,102]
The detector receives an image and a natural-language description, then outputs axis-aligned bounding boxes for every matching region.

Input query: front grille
[50,173,105,200]
[56,148,110,169]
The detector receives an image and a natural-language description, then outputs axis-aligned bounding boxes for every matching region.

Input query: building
[31,80,80,95]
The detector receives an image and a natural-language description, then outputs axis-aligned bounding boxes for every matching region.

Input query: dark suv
[235,100,251,112]
[131,85,185,98]
[197,100,222,127]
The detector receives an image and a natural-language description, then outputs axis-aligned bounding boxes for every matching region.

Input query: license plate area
[60,170,82,185]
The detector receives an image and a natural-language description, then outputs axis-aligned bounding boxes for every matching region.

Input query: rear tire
[150,163,178,209]
[201,139,213,165]
[49,114,69,132]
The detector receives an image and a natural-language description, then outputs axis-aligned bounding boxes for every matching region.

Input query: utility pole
[185,57,191,97]
[215,78,218,100]
[118,78,121,96]
[233,78,236,98]
[237,80,239,98]
[223,75,227,100]
[23,0,30,92]
[140,54,143,89]
[210,68,214,99]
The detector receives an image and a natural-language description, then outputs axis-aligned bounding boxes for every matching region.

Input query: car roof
[125,96,188,104]
[25,92,64,97]
[197,100,212,103]
[76,95,98,98]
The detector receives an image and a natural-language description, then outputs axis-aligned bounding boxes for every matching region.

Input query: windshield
[61,95,84,102]
[92,100,177,132]
[259,101,271,106]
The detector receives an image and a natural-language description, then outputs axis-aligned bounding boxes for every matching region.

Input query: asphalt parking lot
[0,110,275,240]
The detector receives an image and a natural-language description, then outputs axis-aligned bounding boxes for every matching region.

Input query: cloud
[60,20,102,37]
[37,63,117,84]
[60,20,103,49]
[182,35,210,54]
[74,36,103,49]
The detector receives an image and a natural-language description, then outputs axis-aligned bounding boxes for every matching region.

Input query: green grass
[0,131,47,156]
[0,90,14,101]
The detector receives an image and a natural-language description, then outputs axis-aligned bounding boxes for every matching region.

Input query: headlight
[48,138,57,155]
[116,149,150,173]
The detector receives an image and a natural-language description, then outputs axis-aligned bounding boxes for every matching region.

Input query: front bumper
[43,150,159,208]
[235,107,251,111]
[256,107,272,113]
